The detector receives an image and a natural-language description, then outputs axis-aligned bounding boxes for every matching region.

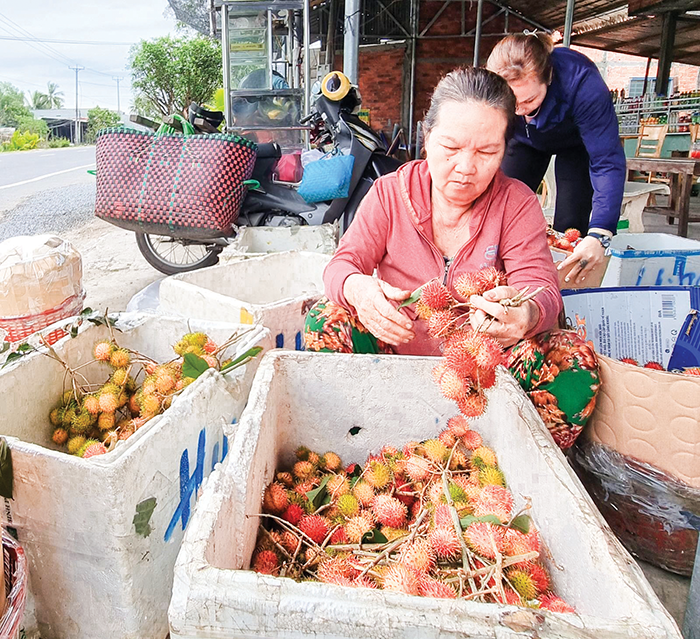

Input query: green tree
[85,106,121,143]
[129,35,222,117]
[0,82,33,127]
[16,114,48,137]
[46,82,64,109]
[28,90,51,110]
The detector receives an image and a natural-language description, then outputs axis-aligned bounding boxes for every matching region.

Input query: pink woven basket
[0,292,85,346]
[0,531,27,639]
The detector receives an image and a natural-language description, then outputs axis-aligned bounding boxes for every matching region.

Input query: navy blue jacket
[511,47,626,233]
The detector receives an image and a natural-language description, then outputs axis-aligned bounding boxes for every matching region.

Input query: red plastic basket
[0,292,85,346]
[0,531,27,639]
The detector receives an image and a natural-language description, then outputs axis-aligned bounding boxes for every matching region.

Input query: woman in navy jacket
[487,33,626,285]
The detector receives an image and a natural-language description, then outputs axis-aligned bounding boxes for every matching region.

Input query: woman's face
[425,100,508,209]
[507,74,548,117]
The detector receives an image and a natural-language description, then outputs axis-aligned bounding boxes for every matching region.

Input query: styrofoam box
[0,313,272,639]
[169,351,681,639]
[159,251,330,351]
[231,224,338,255]
[601,233,700,288]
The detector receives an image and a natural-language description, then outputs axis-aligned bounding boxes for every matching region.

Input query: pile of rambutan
[250,416,575,613]
[547,227,582,252]
[413,269,508,418]
[47,331,235,458]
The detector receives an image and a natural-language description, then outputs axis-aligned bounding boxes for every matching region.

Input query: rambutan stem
[261,526,294,561]
[250,513,324,552]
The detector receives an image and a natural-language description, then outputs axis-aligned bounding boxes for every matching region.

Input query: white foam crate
[159,251,330,351]
[231,224,338,255]
[0,313,272,639]
[168,351,681,639]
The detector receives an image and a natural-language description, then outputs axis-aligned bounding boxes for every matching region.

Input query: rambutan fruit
[184,331,208,349]
[298,515,330,545]
[404,455,432,482]
[454,272,485,299]
[446,415,469,437]
[428,309,457,339]
[83,394,100,416]
[479,466,506,487]
[329,526,348,545]
[279,530,301,555]
[321,451,342,471]
[382,564,420,596]
[420,280,454,311]
[70,409,92,433]
[93,340,115,361]
[252,549,279,575]
[117,422,135,441]
[52,427,69,446]
[476,266,507,291]
[337,493,360,518]
[418,576,457,599]
[327,474,350,497]
[294,480,316,496]
[422,439,449,464]
[464,521,505,559]
[380,526,409,542]
[61,406,76,428]
[372,495,407,528]
[539,594,575,613]
[155,371,176,394]
[643,361,665,370]
[447,482,467,503]
[345,512,375,544]
[428,480,446,505]
[49,407,62,427]
[523,561,550,594]
[475,366,497,390]
[457,390,487,417]
[445,346,478,380]
[66,435,86,456]
[276,471,294,487]
[281,503,304,527]
[364,460,391,489]
[507,568,537,600]
[98,391,118,414]
[142,377,158,396]
[110,368,129,388]
[429,527,461,559]
[317,557,353,584]
[438,429,457,448]
[619,357,638,366]
[563,228,581,243]
[400,539,435,574]
[82,441,108,458]
[683,367,700,376]
[461,429,483,450]
[77,438,100,457]
[202,355,218,369]
[469,331,504,370]
[293,460,315,480]
[97,412,115,431]
[262,482,289,515]
[109,348,131,369]
[352,480,375,507]
[433,504,454,529]
[431,364,446,386]
[472,446,497,467]
[474,484,513,523]
[128,393,140,416]
[415,300,434,320]
[203,339,218,354]
[504,527,541,557]
[139,393,162,416]
[493,588,523,606]
[117,391,129,408]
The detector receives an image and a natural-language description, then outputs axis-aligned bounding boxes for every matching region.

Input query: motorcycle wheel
[135,232,221,275]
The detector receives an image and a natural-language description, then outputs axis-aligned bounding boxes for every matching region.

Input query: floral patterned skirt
[304,299,599,450]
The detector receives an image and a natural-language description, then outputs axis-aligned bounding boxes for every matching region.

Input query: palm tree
[46,82,64,108]
[27,90,50,110]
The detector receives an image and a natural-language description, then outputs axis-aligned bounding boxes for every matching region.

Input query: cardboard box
[601,233,700,288]
[550,247,608,290]
[169,352,681,639]
[563,287,700,487]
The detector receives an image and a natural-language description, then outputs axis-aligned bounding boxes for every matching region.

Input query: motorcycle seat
[255,142,282,159]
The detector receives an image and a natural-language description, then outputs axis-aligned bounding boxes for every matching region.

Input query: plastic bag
[297,153,355,203]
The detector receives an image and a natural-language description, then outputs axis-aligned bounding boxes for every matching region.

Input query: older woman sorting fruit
[304,67,599,450]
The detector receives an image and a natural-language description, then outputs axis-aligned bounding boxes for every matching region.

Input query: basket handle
[156,114,196,137]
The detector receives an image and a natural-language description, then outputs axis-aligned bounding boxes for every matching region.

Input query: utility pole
[70,65,84,144]
[112,76,121,115]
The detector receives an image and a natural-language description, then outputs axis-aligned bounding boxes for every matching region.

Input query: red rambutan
[643,361,665,370]
[439,367,470,401]
[539,594,575,613]
[433,504,453,529]
[461,429,483,450]
[428,527,461,559]
[457,390,487,418]
[82,442,108,458]
[352,480,375,507]
[464,521,506,559]
[438,429,457,448]
[454,272,485,299]
[382,564,420,596]
[298,515,330,545]
[563,228,581,243]
[446,415,469,437]
[252,549,279,575]
[473,484,513,523]
[282,503,304,526]
[404,455,431,482]
[420,280,454,311]
[372,494,407,528]
[428,309,457,339]
[619,357,638,366]
[262,482,289,515]
[345,512,375,544]
[418,576,457,599]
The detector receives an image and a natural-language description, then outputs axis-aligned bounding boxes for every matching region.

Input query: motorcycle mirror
[321,71,351,101]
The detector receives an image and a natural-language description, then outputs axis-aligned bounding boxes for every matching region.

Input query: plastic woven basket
[94,128,257,239]
[0,292,85,345]
[0,532,27,639]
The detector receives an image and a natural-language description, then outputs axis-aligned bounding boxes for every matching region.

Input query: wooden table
[626,157,700,237]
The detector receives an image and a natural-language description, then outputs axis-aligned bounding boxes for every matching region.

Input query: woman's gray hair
[423,66,516,140]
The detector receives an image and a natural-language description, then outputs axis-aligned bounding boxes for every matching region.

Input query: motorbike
[133,72,403,275]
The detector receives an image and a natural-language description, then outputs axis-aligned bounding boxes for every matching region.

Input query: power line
[0,35,135,45]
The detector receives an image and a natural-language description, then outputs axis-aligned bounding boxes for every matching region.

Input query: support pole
[563,0,575,47]
[70,65,84,144]
[221,4,232,130]
[343,0,360,83]
[407,0,419,153]
[656,11,678,96]
[473,0,484,66]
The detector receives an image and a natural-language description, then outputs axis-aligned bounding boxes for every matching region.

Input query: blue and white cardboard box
[601,233,700,288]
[562,286,700,371]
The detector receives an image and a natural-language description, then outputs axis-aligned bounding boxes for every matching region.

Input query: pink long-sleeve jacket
[324,160,563,356]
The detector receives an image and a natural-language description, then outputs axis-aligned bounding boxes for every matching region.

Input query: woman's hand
[343,274,415,346]
[469,285,540,348]
[557,236,605,285]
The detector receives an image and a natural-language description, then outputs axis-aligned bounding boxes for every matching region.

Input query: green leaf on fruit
[182,352,211,379]
[361,529,388,544]
[80,307,94,316]
[219,346,263,374]
[306,475,331,511]
[133,497,157,537]
[510,514,531,534]
[397,285,424,309]
[459,514,502,530]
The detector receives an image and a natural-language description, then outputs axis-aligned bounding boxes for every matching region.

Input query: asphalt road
[0,146,97,240]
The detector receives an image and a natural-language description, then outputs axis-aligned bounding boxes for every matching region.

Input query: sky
[0,2,180,114]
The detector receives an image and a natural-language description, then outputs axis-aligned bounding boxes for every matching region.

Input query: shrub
[48,137,70,148]
[2,130,41,152]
